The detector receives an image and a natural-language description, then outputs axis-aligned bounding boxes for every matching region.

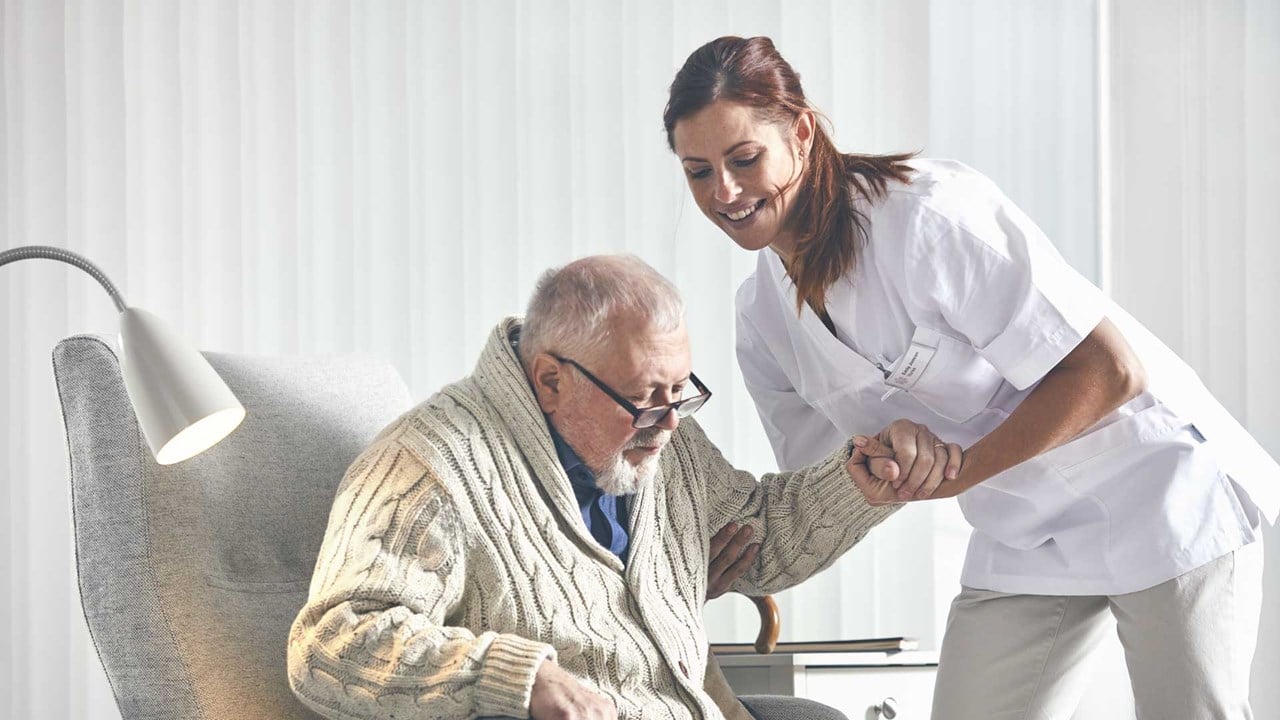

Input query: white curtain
[11,1,1270,718]
[1106,0,1280,713]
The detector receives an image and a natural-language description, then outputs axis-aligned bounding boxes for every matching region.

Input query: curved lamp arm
[2,245,244,464]
[0,245,128,313]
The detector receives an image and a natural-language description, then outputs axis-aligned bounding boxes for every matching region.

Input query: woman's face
[672,100,811,256]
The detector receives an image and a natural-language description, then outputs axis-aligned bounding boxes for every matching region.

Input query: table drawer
[802,666,936,720]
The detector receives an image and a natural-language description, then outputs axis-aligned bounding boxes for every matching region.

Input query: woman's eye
[732,155,759,168]
[688,167,711,180]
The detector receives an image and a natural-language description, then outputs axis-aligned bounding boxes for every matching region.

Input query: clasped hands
[704,418,961,601]
[844,418,964,506]
[702,418,962,604]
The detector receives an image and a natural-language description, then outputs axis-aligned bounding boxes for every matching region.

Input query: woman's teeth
[724,201,759,221]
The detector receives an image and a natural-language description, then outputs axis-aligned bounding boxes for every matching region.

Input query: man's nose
[656,407,680,432]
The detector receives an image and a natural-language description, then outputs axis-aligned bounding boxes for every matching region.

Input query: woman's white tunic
[735,159,1277,594]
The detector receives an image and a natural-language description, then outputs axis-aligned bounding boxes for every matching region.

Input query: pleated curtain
[11,1,1275,718]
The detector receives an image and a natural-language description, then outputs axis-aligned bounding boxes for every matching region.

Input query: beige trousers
[931,540,1264,720]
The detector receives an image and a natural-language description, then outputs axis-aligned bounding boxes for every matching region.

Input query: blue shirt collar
[550,427,597,495]
[547,423,631,563]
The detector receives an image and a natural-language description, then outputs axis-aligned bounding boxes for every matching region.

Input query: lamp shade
[118,307,245,465]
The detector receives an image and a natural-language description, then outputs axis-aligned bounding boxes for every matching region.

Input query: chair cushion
[739,694,851,720]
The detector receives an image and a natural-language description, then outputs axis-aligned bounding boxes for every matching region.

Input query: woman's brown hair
[663,36,915,315]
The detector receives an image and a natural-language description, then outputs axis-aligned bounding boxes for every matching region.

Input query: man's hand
[706,523,760,601]
[845,438,906,506]
[530,660,617,720]
[844,419,963,505]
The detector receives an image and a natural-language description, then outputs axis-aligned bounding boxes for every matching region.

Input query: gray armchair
[55,335,414,719]
[53,334,844,720]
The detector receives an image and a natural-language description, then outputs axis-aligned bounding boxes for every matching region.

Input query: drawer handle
[873,697,899,719]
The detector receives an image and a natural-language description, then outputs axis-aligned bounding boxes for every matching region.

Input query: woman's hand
[844,419,964,504]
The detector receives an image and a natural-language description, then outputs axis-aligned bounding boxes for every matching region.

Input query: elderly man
[288,255,957,720]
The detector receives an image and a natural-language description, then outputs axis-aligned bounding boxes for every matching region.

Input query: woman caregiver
[664,36,1276,719]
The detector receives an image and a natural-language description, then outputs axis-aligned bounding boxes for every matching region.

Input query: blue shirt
[550,428,631,564]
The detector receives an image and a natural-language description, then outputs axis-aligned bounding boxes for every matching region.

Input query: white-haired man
[288,255,959,720]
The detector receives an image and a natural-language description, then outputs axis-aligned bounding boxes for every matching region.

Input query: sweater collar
[469,317,646,572]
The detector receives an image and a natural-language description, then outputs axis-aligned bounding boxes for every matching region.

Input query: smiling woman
[662,34,1278,720]
[672,103,808,252]
[663,37,914,316]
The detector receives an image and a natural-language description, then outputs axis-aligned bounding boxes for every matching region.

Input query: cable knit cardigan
[288,318,897,720]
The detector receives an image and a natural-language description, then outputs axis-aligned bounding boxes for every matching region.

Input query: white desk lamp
[1,245,245,464]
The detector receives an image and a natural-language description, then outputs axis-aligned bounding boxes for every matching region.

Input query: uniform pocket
[1041,399,1190,475]
[959,401,1195,557]
[887,327,1006,423]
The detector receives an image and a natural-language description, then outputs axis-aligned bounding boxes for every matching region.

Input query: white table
[717,651,940,720]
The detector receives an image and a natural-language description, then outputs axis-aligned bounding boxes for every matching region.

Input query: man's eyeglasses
[552,354,712,429]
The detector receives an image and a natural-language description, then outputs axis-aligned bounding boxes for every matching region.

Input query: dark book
[711,636,918,655]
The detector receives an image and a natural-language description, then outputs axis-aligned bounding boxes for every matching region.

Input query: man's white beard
[594,429,669,496]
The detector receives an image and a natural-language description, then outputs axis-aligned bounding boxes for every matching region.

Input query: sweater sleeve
[287,431,556,720]
[679,420,899,596]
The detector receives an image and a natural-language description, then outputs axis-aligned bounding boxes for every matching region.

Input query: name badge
[885,337,938,391]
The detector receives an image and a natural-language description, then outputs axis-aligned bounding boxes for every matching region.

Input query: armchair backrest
[53,335,413,720]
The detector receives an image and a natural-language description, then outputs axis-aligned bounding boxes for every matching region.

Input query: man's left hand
[706,523,760,601]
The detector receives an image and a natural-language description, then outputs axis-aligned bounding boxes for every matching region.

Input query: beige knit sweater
[288,319,897,720]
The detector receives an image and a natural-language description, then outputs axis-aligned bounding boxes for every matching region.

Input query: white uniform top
[735,159,1278,595]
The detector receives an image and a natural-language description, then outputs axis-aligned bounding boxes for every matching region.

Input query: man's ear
[529,353,564,414]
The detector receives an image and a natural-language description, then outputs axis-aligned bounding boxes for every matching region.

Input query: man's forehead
[601,311,686,345]
[596,322,691,382]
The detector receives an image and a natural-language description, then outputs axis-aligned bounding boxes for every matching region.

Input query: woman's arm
[849,318,1145,504]
[932,316,1146,498]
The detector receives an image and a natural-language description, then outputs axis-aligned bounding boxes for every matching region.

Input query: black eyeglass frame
[551,354,712,429]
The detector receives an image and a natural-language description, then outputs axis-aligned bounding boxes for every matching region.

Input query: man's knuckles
[869,457,898,481]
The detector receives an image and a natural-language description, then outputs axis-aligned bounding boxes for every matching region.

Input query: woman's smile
[719,198,766,223]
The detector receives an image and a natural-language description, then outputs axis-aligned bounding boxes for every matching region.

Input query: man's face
[533,314,693,495]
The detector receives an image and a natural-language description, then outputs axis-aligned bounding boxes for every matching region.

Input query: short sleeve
[904,186,1107,390]
[735,310,847,471]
